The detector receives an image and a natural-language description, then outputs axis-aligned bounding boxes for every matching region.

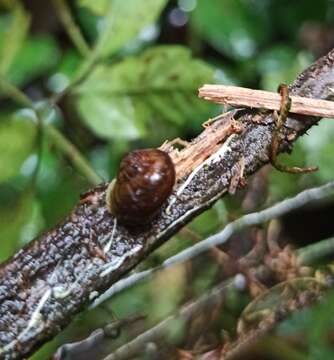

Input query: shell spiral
[107,149,175,225]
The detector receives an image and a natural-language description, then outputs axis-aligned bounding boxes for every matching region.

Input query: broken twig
[199,84,334,118]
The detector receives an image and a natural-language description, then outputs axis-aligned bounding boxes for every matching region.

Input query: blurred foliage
[0,2,30,75]
[8,35,60,86]
[191,0,270,59]
[88,0,168,57]
[279,289,334,359]
[74,46,214,139]
[0,111,36,183]
[0,0,334,359]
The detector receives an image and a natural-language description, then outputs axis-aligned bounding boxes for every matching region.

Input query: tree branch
[103,279,234,360]
[90,179,334,309]
[1,49,334,359]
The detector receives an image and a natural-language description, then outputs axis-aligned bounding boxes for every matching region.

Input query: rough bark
[1,49,334,360]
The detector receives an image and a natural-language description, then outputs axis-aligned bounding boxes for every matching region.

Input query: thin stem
[298,236,334,266]
[52,0,90,58]
[45,125,102,185]
[51,0,114,103]
[28,109,44,188]
[0,76,33,107]
[0,76,102,185]
[158,181,334,270]
[0,76,43,188]
[51,54,98,104]
[102,280,234,360]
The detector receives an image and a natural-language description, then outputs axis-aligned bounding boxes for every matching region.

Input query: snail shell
[106,149,175,225]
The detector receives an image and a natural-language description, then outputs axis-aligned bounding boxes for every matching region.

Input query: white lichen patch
[100,244,143,277]
[103,218,118,253]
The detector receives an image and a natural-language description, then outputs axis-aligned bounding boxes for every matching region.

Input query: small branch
[51,45,99,104]
[152,180,334,269]
[50,0,114,103]
[90,270,152,309]
[91,180,334,308]
[51,314,145,360]
[102,280,234,360]
[45,125,102,185]
[52,0,90,58]
[199,84,334,118]
[0,75,33,108]
[297,236,334,266]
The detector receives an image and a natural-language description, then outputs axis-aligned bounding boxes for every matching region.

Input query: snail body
[106,149,175,225]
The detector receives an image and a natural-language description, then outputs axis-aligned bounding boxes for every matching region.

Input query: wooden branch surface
[199,84,334,118]
[1,49,334,359]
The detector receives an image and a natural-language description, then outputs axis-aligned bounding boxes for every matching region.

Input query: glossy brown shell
[108,149,175,225]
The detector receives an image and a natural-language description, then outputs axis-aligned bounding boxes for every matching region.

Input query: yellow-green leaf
[95,0,168,57]
[0,112,37,183]
[0,3,30,75]
[78,0,108,15]
[0,190,44,262]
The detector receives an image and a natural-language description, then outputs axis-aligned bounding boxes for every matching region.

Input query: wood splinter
[199,83,322,174]
[199,84,334,118]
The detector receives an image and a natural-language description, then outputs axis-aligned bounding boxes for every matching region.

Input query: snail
[106,148,176,225]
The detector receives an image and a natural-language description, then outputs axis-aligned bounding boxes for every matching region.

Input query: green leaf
[78,0,108,15]
[6,34,60,86]
[0,3,30,75]
[74,46,215,140]
[191,0,269,60]
[258,46,313,91]
[47,51,82,93]
[76,94,144,140]
[95,0,168,57]
[268,142,311,201]
[0,190,44,262]
[0,112,37,183]
[279,290,334,359]
[55,51,82,79]
[300,120,334,183]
